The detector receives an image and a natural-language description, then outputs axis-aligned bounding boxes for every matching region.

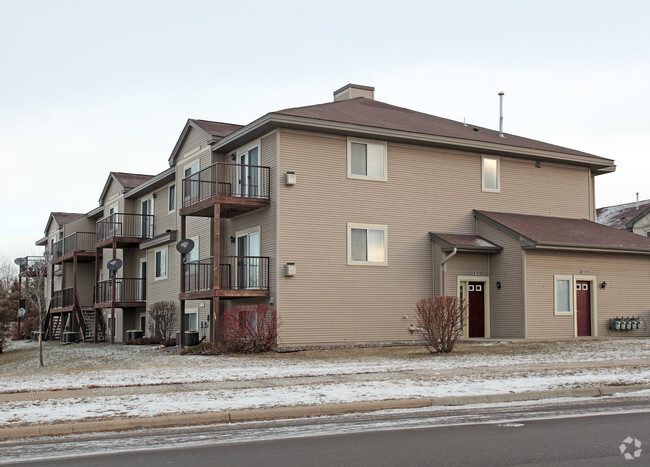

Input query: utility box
[62,332,78,344]
[285,262,296,277]
[285,171,296,185]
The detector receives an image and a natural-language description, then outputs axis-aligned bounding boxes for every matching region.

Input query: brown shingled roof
[596,200,650,230]
[429,232,502,253]
[276,98,609,160]
[112,172,154,189]
[475,210,650,252]
[190,119,243,138]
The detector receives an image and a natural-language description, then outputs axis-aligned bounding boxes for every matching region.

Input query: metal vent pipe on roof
[498,92,505,138]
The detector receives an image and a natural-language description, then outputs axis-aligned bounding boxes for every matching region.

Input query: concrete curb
[1,383,648,441]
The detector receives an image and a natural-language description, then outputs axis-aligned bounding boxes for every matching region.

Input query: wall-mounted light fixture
[535,161,541,168]
[231,153,237,161]
[152,193,157,199]
[601,281,607,289]
[496,281,502,289]
[230,236,235,244]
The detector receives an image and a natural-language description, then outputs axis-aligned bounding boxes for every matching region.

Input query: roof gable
[167,119,243,166]
[44,212,85,236]
[98,172,154,204]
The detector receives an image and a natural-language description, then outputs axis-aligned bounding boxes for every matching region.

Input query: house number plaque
[472,270,482,276]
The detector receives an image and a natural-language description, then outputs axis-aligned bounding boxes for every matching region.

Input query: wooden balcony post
[179,215,186,348]
[212,203,221,344]
[72,255,78,333]
[110,241,116,345]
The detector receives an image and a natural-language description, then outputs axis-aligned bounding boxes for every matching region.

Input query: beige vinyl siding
[277,129,581,346]
[477,220,525,338]
[64,215,95,236]
[525,250,650,338]
[443,254,489,296]
[76,263,95,307]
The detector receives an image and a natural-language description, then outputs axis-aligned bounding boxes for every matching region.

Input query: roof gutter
[524,243,650,255]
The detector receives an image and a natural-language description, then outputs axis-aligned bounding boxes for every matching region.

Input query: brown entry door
[468,282,485,338]
[576,281,591,336]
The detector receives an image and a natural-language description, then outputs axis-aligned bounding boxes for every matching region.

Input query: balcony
[181,256,270,300]
[51,288,74,311]
[180,162,270,218]
[17,256,46,277]
[95,278,146,308]
[52,232,97,263]
[96,213,154,248]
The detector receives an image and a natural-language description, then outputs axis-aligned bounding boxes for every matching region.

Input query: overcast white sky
[1,0,649,260]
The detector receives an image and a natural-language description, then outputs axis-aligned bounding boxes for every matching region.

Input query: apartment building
[598,199,650,237]
[32,84,650,346]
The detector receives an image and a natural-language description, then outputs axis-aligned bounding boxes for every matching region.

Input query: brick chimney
[333,84,375,101]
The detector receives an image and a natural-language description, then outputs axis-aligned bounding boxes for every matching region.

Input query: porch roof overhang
[35,236,48,246]
[139,230,178,250]
[429,232,503,253]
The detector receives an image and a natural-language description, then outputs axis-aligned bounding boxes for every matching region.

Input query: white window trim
[184,308,199,332]
[154,247,168,281]
[347,223,388,266]
[554,274,573,315]
[482,155,500,193]
[347,137,388,182]
[168,183,176,214]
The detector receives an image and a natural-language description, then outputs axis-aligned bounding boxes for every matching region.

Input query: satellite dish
[107,259,123,271]
[14,257,26,266]
[18,308,26,317]
[176,239,195,254]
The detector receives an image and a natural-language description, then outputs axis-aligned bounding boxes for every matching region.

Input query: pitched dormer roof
[98,171,154,204]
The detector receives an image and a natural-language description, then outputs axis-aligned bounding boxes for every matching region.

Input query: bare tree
[23,255,51,367]
[147,301,177,340]
[415,296,466,354]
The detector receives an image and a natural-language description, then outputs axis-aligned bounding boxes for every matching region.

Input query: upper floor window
[155,247,167,280]
[168,184,176,213]
[347,223,387,265]
[347,139,387,181]
[482,155,500,192]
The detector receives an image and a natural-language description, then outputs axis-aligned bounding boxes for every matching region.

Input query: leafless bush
[147,301,177,340]
[223,304,277,353]
[0,322,9,354]
[415,296,465,354]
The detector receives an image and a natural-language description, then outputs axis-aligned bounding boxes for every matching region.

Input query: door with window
[238,147,259,197]
[141,197,154,238]
[576,281,591,336]
[468,282,485,338]
[139,260,147,301]
[107,204,118,237]
[236,230,260,289]
[184,161,199,203]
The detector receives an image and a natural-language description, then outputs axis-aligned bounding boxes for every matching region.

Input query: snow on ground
[1,367,649,427]
[1,339,648,393]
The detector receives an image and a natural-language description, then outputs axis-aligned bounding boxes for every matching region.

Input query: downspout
[440,247,458,296]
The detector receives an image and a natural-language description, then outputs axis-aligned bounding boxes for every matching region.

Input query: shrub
[180,341,217,355]
[161,338,176,347]
[125,336,162,345]
[147,301,176,340]
[222,304,277,353]
[0,322,10,354]
[415,296,465,354]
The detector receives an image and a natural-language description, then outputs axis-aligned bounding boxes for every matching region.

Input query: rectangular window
[184,311,198,332]
[168,184,176,213]
[155,248,167,280]
[482,155,500,192]
[348,223,387,265]
[348,139,387,181]
[554,275,573,315]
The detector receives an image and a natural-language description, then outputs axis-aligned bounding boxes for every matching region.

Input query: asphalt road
[4,395,649,466]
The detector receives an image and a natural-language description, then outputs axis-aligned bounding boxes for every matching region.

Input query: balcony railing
[53,232,96,260]
[96,278,146,304]
[182,162,271,208]
[17,256,46,275]
[184,256,270,293]
[96,213,154,243]
[51,288,74,309]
